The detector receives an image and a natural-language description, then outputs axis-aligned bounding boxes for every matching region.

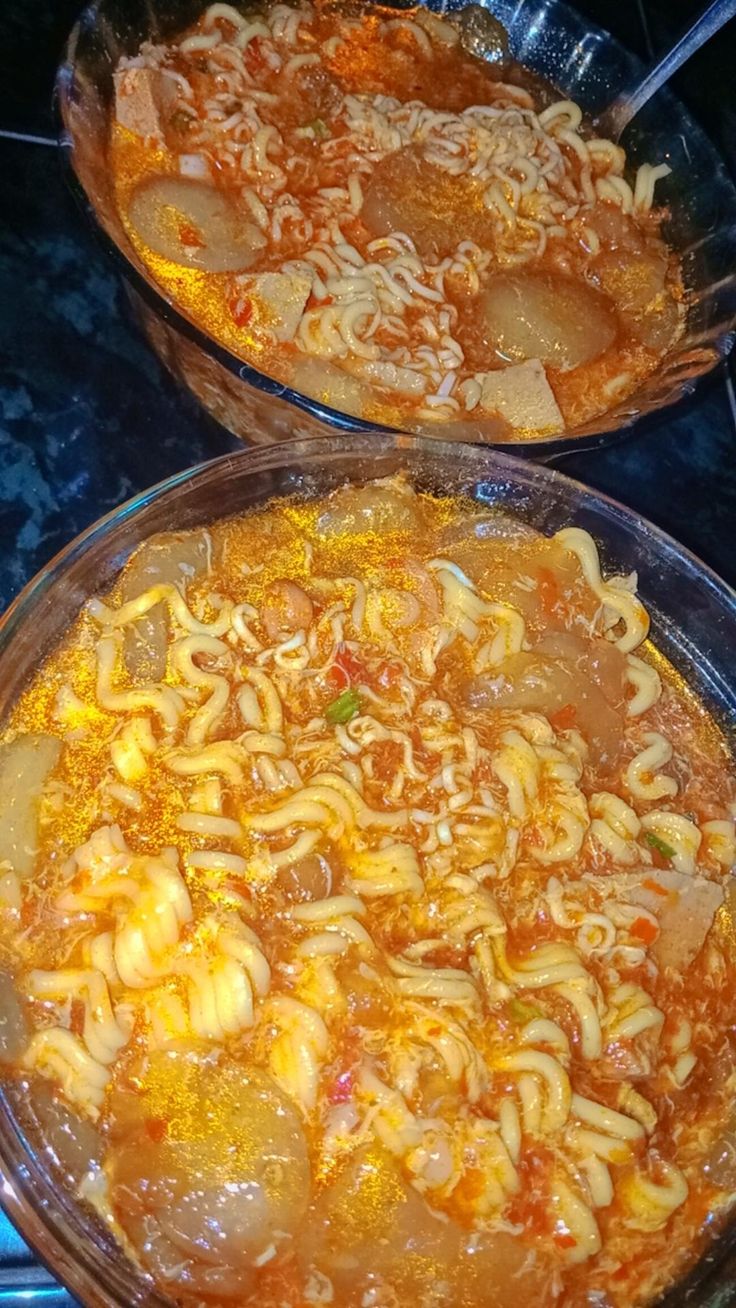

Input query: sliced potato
[25,1078,102,1182]
[238,272,312,342]
[302,1144,460,1299]
[108,1048,310,1297]
[119,529,211,683]
[361,147,491,261]
[0,734,61,878]
[481,272,618,371]
[591,248,680,350]
[128,176,266,273]
[0,972,27,1063]
[291,356,370,418]
[317,480,425,537]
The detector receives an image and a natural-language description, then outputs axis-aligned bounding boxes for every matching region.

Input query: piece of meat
[585,869,723,972]
[478,359,564,435]
[113,67,176,142]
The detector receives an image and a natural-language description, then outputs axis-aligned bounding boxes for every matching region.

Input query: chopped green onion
[326,688,360,725]
[310,117,330,139]
[508,997,543,1025]
[645,831,676,860]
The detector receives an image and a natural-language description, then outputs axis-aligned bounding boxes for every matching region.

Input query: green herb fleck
[508,997,543,1025]
[310,117,330,139]
[326,688,360,725]
[644,831,676,860]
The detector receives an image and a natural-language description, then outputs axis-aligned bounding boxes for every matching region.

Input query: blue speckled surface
[0,0,734,1303]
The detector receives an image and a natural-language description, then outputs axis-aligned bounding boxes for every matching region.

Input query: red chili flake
[145,1117,169,1143]
[553,1233,577,1250]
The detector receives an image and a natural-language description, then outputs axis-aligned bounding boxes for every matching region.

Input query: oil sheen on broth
[1,480,735,1308]
[110,2,683,440]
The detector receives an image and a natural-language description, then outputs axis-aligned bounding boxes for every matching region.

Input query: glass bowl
[55,0,736,459]
[0,432,735,1306]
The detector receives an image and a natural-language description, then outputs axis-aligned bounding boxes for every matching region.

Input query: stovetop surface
[0,0,734,1302]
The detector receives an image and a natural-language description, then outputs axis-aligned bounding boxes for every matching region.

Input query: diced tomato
[231,297,254,328]
[69,998,86,1037]
[537,566,561,616]
[630,916,659,945]
[548,702,577,731]
[326,643,367,691]
[145,1117,169,1143]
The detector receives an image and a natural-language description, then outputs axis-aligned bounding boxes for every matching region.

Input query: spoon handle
[603,0,736,138]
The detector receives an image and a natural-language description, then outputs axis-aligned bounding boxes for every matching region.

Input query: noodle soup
[110,2,683,441]
[0,476,735,1306]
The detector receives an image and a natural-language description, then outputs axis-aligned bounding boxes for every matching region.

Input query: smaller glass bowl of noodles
[1,436,736,1308]
[57,0,736,454]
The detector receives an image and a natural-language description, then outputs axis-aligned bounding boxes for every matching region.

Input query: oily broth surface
[110,1,683,439]
[0,481,735,1308]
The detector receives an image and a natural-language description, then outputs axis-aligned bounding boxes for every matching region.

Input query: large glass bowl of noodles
[0,432,735,1306]
[56,0,736,458]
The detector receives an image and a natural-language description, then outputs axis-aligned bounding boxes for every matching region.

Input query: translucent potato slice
[361,147,491,261]
[481,272,618,370]
[0,734,61,878]
[303,1144,461,1300]
[19,1077,103,1183]
[303,1144,552,1306]
[317,480,425,537]
[591,248,680,351]
[0,971,27,1063]
[128,176,267,273]
[119,528,211,682]
[291,356,371,418]
[107,1048,311,1297]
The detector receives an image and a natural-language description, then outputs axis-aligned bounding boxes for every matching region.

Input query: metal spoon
[598,0,736,140]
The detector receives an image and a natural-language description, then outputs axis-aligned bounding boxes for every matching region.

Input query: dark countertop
[0,0,734,1302]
